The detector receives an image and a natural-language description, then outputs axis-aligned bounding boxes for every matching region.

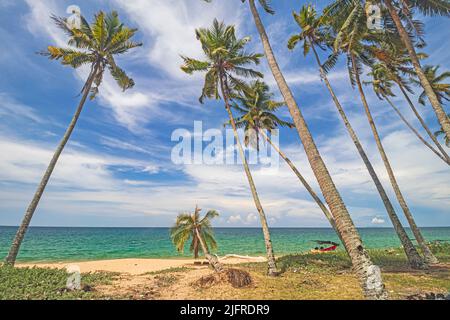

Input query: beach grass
[144,266,193,275]
[1,244,449,300]
[0,265,118,300]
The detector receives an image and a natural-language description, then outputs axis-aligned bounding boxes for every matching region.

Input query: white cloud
[112,0,243,78]
[0,135,158,190]
[371,217,386,225]
[227,212,258,225]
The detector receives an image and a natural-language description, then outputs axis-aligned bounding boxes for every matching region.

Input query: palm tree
[180,20,279,276]
[201,0,388,299]
[367,47,450,162]
[411,65,450,106]
[200,0,388,299]
[383,0,450,141]
[366,63,449,165]
[229,80,338,232]
[4,11,141,266]
[170,206,223,272]
[288,4,426,269]
[328,0,438,264]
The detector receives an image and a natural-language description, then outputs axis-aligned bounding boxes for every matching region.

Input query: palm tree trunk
[4,65,98,266]
[385,0,450,141]
[309,43,425,269]
[259,129,349,249]
[248,0,387,299]
[194,227,224,272]
[398,84,450,163]
[351,53,438,265]
[384,95,449,165]
[258,130,337,229]
[219,74,278,276]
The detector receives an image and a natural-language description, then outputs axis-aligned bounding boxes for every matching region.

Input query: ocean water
[0,226,449,262]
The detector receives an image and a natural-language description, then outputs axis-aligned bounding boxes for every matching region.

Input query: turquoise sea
[0,226,449,262]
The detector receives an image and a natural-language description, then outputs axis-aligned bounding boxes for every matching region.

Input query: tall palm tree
[328,0,438,264]
[180,20,279,276]
[170,206,223,272]
[201,0,388,299]
[367,63,449,165]
[383,0,450,141]
[202,0,388,299]
[4,11,142,266]
[229,80,339,232]
[288,4,426,269]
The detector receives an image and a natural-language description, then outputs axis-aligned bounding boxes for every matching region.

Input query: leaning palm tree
[230,80,338,233]
[328,0,438,264]
[367,47,450,162]
[4,11,142,266]
[288,4,426,269]
[170,206,223,272]
[180,20,279,276]
[366,63,449,165]
[383,0,450,141]
[204,0,388,299]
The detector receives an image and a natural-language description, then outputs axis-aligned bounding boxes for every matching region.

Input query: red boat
[311,240,340,253]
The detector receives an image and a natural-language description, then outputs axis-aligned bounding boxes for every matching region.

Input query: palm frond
[107,56,135,91]
[92,11,107,49]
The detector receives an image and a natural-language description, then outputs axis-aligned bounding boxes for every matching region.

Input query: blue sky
[0,0,449,228]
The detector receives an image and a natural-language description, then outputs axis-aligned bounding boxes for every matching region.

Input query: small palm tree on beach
[170,206,223,272]
[180,19,279,276]
[5,11,142,266]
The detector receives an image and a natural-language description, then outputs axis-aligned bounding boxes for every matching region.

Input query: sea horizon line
[1,225,449,229]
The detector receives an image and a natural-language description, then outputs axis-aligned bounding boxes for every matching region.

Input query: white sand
[17,256,266,275]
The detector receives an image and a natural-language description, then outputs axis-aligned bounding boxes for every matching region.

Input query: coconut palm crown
[170,207,219,258]
[4,11,142,266]
[180,19,263,103]
[230,80,293,150]
[287,4,331,54]
[43,11,142,99]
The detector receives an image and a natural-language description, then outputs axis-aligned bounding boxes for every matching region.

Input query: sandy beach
[17,255,267,275]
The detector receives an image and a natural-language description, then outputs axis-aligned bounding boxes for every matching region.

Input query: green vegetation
[0,265,117,300]
[145,266,193,275]
[185,247,450,300]
[2,246,449,300]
